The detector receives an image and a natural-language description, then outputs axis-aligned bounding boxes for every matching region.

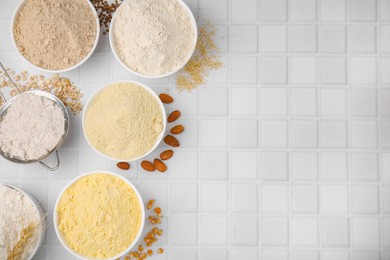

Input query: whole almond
[170,124,184,135]
[160,150,174,160]
[154,159,167,172]
[141,160,156,172]
[116,162,130,170]
[167,110,181,123]
[164,135,180,147]
[159,93,174,104]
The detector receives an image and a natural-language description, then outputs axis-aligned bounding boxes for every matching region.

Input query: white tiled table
[1,0,390,259]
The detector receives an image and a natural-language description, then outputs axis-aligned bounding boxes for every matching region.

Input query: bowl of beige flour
[82,81,166,161]
[110,0,197,78]
[11,0,100,73]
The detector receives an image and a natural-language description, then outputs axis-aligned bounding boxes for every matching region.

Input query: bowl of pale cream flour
[82,81,166,161]
[0,91,69,170]
[11,0,100,73]
[110,0,198,78]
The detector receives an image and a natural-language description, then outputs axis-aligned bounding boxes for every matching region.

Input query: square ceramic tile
[231,88,258,116]
[201,151,228,180]
[352,218,381,247]
[322,218,350,248]
[319,120,347,148]
[291,25,317,53]
[170,150,198,180]
[201,119,228,147]
[291,152,318,181]
[232,0,258,21]
[350,0,377,22]
[261,184,289,213]
[171,183,198,213]
[261,88,288,117]
[200,216,228,246]
[320,152,348,181]
[321,185,349,213]
[231,119,258,148]
[200,250,228,260]
[319,26,347,53]
[169,248,197,260]
[350,89,378,117]
[384,153,390,181]
[261,217,289,246]
[291,120,318,148]
[261,250,289,260]
[350,57,377,85]
[260,120,288,148]
[260,57,288,84]
[169,215,198,246]
[291,88,317,117]
[291,0,317,21]
[291,217,319,246]
[380,89,390,116]
[292,185,318,213]
[320,89,347,117]
[261,152,289,181]
[350,152,379,181]
[349,26,377,53]
[351,251,381,260]
[260,0,288,22]
[231,56,258,84]
[231,25,258,53]
[291,57,317,85]
[200,183,228,212]
[322,251,350,260]
[201,0,228,21]
[384,185,390,214]
[381,25,390,53]
[231,151,258,180]
[351,184,379,214]
[231,216,259,246]
[201,88,229,116]
[320,57,347,85]
[320,0,346,21]
[350,121,378,148]
[232,183,258,213]
[260,25,288,53]
[231,250,258,260]
[381,57,390,84]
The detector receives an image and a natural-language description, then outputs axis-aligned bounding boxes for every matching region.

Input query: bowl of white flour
[0,183,46,260]
[0,91,69,170]
[110,0,197,78]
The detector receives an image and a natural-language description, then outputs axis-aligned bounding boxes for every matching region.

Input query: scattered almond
[160,150,173,160]
[154,159,167,172]
[116,162,130,170]
[159,93,174,104]
[167,110,181,123]
[141,160,156,171]
[164,135,180,147]
[170,124,184,134]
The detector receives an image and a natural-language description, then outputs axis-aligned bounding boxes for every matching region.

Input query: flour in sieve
[0,92,66,161]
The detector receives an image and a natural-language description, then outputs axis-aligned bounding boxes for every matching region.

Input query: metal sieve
[0,63,69,171]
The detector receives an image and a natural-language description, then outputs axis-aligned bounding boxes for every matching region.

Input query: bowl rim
[109,0,198,79]
[10,0,100,73]
[1,182,46,260]
[53,171,146,260]
[82,80,167,162]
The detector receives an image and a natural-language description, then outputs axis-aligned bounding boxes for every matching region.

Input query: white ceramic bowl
[11,0,100,73]
[53,171,145,260]
[1,183,46,260]
[82,80,167,162]
[109,0,198,79]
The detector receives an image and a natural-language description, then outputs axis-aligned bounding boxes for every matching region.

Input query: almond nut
[164,135,180,147]
[170,124,184,134]
[141,160,156,171]
[159,93,174,104]
[167,110,181,123]
[160,150,174,160]
[154,159,167,172]
[116,162,130,170]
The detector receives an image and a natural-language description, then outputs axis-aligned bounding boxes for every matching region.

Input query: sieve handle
[0,62,21,103]
[39,151,60,171]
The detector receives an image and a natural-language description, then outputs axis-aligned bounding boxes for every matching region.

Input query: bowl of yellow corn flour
[54,172,145,260]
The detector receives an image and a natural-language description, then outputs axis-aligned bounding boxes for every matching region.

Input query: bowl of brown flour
[110,0,198,78]
[11,0,100,73]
